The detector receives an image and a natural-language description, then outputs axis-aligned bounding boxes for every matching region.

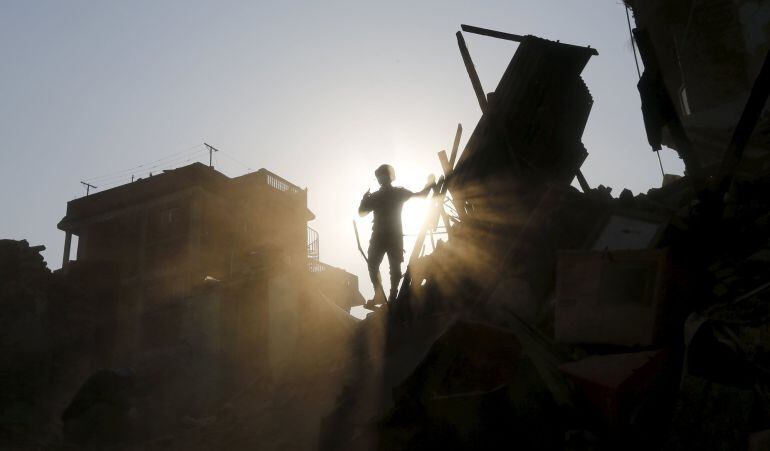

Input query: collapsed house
[0,239,102,444]
[318,16,770,450]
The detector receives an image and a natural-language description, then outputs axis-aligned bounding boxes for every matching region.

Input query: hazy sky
[0,1,684,298]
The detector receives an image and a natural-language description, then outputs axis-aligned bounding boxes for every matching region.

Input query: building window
[162,207,182,227]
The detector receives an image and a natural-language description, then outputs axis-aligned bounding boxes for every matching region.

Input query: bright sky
[0,1,684,301]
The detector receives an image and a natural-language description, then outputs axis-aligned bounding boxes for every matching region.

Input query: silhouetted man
[359,164,434,304]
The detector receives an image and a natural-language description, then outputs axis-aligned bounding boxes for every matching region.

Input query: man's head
[375,164,395,186]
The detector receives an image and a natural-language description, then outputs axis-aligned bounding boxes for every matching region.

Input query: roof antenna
[204,142,220,168]
[80,181,97,196]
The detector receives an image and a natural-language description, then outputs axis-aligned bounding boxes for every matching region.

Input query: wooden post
[394,180,450,318]
[438,150,452,176]
[456,32,488,113]
[436,151,457,230]
[444,124,466,221]
[449,123,462,168]
[575,170,591,193]
[460,24,524,43]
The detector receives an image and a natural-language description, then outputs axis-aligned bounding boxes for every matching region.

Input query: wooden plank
[575,170,591,193]
[394,178,458,313]
[460,24,524,42]
[407,188,441,267]
[438,150,452,176]
[449,123,462,168]
[441,124,465,222]
[456,31,488,113]
[461,24,598,56]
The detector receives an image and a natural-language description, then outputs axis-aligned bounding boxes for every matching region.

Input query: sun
[394,167,438,259]
[401,196,431,238]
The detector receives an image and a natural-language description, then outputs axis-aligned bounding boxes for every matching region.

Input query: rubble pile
[0,240,105,446]
[0,237,357,448]
[319,24,770,451]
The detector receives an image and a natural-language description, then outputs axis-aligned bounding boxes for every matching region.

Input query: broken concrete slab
[555,249,672,347]
[378,321,566,450]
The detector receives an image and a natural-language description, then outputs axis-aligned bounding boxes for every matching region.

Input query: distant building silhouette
[57,162,361,366]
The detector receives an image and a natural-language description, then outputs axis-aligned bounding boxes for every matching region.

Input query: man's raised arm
[358,190,373,217]
[409,174,437,198]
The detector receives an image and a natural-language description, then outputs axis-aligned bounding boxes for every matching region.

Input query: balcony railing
[307,226,319,260]
[307,259,329,273]
[263,170,303,194]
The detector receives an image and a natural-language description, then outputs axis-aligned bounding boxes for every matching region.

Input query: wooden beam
[460,24,524,42]
[405,176,451,276]
[715,50,770,198]
[438,150,452,176]
[395,179,453,315]
[407,186,443,267]
[575,170,591,193]
[449,123,462,168]
[456,31,488,113]
[439,124,465,223]
[460,24,598,56]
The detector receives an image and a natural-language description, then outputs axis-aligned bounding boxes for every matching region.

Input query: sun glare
[396,165,438,261]
[402,196,430,234]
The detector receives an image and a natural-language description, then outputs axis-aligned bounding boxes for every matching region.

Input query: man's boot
[365,268,387,308]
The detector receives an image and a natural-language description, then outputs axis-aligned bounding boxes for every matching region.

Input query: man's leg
[386,246,404,302]
[367,243,387,304]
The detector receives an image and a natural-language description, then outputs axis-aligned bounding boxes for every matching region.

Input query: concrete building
[58,162,314,291]
[57,162,360,369]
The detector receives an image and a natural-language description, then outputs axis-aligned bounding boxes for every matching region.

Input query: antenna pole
[80,181,97,196]
[203,142,220,168]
